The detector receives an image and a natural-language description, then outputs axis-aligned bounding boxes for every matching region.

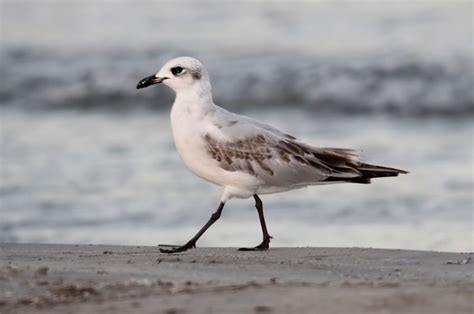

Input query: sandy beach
[0,244,472,313]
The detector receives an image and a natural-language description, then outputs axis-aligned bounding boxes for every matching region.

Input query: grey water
[1,1,473,251]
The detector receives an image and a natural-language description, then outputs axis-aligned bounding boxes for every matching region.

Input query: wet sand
[0,244,472,314]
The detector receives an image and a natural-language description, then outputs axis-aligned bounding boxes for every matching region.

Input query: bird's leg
[239,194,273,251]
[160,202,225,254]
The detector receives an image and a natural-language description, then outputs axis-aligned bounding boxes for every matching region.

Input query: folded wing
[205,113,407,187]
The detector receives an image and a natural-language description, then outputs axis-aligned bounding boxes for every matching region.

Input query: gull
[136,57,408,254]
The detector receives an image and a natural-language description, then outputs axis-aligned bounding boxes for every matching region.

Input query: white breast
[169,101,261,197]
[170,101,229,186]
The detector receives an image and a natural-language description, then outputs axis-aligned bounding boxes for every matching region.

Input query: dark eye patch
[171,66,184,75]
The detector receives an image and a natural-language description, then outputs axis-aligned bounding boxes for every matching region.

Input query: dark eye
[171,66,184,75]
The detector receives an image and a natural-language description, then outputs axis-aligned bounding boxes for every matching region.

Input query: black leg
[239,194,272,251]
[160,202,225,254]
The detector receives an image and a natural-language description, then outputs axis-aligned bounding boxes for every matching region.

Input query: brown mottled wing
[205,131,407,186]
[204,131,357,186]
[205,133,277,177]
[205,111,407,185]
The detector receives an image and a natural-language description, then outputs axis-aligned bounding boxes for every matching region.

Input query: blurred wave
[1,47,473,115]
[1,0,473,116]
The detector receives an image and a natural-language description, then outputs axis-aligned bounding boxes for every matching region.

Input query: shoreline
[1,243,472,313]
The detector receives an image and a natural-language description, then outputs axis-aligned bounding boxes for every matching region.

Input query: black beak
[136,75,168,89]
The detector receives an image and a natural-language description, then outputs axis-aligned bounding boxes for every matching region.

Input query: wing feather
[205,110,407,187]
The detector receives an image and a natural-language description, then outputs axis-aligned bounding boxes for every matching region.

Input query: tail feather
[323,163,408,184]
[291,144,408,184]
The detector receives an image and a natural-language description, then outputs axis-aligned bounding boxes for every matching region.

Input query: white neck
[172,80,215,118]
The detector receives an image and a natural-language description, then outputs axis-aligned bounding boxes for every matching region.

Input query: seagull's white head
[137,57,210,95]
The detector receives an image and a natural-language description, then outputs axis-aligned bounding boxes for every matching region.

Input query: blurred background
[1,0,472,252]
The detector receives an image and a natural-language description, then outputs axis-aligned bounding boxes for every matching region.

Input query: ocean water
[1,109,472,251]
[2,1,473,115]
[1,1,473,251]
